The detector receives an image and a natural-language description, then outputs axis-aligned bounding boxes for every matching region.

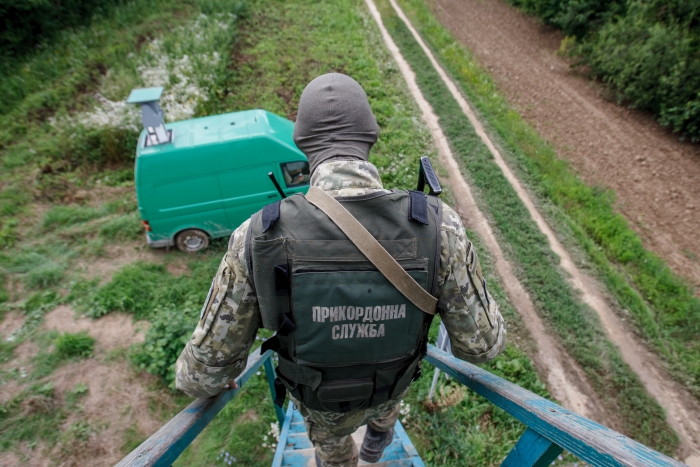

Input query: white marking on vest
[357,324,369,338]
[332,325,340,340]
[312,303,408,326]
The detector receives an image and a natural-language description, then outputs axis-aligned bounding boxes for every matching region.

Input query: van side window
[280,161,310,187]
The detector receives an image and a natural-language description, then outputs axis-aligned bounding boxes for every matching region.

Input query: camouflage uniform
[176,160,507,466]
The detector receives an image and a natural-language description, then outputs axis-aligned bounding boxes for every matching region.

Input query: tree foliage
[0,0,122,60]
[507,0,700,141]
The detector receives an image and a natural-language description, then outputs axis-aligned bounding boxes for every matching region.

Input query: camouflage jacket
[176,160,507,398]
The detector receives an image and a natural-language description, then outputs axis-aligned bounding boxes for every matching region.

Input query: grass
[393,0,700,400]
[0,330,95,454]
[0,382,66,453]
[0,0,652,463]
[374,0,678,453]
[135,0,552,465]
[55,332,95,359]
[77,254,221,320]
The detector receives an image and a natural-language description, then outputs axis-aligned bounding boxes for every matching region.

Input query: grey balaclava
[293,73,380,175]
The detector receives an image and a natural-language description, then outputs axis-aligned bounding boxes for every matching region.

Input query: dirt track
[430,0,700,289]
[372,0,700,461]
[365,0,614,430]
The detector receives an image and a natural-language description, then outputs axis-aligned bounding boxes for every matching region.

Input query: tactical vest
[247,190,442,413]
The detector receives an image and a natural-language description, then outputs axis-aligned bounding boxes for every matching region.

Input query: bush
[24,262,65,288]
[509,0,625,39]
[55,331,95,358]
[131,302,199,389]
[84,257,217,319]
[88,262,168,319]
[0,0,123,60]
[506,0,700,141]
[586,11,700,137]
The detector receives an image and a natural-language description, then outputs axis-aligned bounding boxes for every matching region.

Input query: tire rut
[384,0,700,461]
[364,0,613,428]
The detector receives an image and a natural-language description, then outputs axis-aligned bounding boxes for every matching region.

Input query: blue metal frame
[117,345,689,467]
[425,345,686,467]
[115,349,279,467]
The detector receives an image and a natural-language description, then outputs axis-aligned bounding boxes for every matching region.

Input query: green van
[134,108,309,252]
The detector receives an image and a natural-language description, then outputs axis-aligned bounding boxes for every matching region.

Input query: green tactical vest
[247,190,442,413]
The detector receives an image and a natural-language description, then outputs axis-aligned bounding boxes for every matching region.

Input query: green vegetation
[55,332,96,359]
[131,301,202,389]
[3,0,687,463]
[506,0,700,140]
[0,0,123,60]
[0,381,66,453]
[377,0,677,452]
[80,257,220,319]
[395,0,700,401]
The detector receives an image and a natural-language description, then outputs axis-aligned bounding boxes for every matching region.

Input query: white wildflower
[265,422,281,451]
[53,12,233,131]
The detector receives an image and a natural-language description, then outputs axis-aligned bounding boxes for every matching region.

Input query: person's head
[293,73,379,175]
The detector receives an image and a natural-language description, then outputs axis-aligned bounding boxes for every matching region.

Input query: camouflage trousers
[290,391,407,467]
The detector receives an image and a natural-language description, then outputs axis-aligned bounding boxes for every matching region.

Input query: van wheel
[175,229,209,253]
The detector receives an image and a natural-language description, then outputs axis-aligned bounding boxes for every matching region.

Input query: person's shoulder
[439,201,464,236]
[228,217,252,253]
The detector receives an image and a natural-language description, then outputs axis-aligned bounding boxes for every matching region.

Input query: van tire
[175,229,209,253]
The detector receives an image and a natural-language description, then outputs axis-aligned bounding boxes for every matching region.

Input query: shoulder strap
[305,186,438,315]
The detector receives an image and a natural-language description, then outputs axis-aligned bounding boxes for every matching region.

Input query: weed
[0,219,18,249]
[131,301,200,389]
[0,385,65,452]
[55,332,96,359]
[65,382,90,408]
[0,341,14,365]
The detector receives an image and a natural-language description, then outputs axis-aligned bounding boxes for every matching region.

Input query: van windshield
[281,161,310,187]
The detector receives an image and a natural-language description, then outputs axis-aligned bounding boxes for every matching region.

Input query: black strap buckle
[273,377,287,407]
[262,201,281,233]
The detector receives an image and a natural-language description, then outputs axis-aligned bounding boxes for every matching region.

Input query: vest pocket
[317,378,374,412]
[390,358,420,400]
[250,236,289,331]
[372,358,413,406]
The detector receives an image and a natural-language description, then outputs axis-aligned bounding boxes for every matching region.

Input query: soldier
[175,73,506,467]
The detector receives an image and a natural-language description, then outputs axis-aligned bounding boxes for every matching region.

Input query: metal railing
[117,345,687,467]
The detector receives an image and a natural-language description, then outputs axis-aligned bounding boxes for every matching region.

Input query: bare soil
[394,0,700,460]
[429,0,700,289]
[0,307,173,466]
[75,243,162,284]
[42,305,149,353]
